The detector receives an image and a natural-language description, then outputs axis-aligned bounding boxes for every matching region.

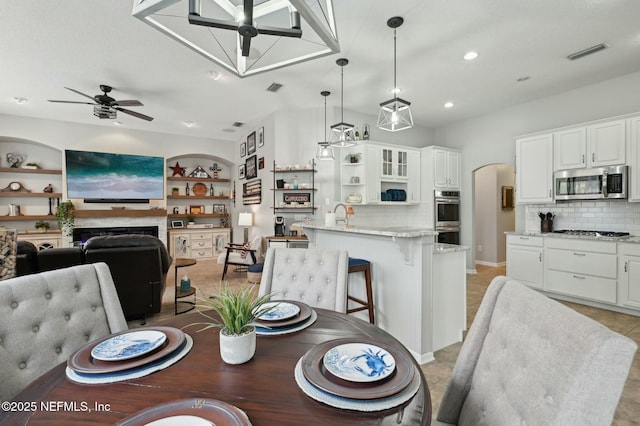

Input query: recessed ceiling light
[113,121,123,126]
[13,97,28,104]
[209,70,222,80]
[463,51,478,61]
[184,121,194,127]
[517,76,531,82]
[444,102,454,108]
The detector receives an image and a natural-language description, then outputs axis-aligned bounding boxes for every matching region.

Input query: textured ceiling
[1,0,640,141]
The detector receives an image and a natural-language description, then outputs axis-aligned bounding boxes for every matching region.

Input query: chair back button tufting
[10,301,18,309]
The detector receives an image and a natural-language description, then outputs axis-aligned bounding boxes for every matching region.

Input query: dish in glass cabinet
[91,330,167,361]
[323,343,396,383]
[257,301,300,321]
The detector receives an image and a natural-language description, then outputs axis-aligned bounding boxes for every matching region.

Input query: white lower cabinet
[619,243,640,309]
[168,228,229,259]
[544,239,617,304]
[506,235,544,289]
[18,233,63,250]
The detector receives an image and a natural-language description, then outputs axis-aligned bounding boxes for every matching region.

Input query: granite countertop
[434,243,471,253]
[506,231,636,243]
[296,222,437,238]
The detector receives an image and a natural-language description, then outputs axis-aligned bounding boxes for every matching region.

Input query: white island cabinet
[297,222,468,363]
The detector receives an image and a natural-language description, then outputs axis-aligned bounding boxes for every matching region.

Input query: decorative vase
[219,327,256,364]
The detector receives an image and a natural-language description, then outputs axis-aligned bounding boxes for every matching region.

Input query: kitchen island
[297,222,468,363]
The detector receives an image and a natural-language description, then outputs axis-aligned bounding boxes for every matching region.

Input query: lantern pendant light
[377,16,413,132]
[316,91,335,160]
[330,58,356,147]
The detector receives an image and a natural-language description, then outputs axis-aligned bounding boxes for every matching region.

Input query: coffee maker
[274,216,286,236]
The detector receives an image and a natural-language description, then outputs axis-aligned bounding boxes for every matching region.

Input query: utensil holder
[541,219,553,233]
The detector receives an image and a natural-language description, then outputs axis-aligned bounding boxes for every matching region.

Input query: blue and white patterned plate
[91,330,167,361]
[257,302,300,321]
[323,343,396,383]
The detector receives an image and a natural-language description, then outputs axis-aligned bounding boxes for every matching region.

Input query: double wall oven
[434,190,460,245]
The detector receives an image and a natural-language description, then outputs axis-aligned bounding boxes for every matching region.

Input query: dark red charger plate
[68,326,186,374]
[300,338,415,400]
[254,300,312,328]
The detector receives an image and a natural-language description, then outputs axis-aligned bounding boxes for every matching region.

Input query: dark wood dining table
[1,308,431,425]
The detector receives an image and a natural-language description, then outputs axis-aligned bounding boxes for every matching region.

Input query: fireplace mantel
[74,209,167,218]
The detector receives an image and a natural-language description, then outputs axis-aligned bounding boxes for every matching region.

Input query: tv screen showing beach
[65,150,165,201]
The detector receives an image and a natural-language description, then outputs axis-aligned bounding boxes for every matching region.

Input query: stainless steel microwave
[554,165,627,200]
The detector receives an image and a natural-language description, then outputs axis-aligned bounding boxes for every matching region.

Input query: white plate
[145,415,213,426]
[91,330,166,361]
[257,302,300,321]
[323,343,396,383]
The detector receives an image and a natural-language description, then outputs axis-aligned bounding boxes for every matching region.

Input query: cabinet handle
[572,252,586,256]
[519,236,529,240]
[572,275,586,279]
[539,253,542,262]
[582,154,585,164]
[592,153,595,162]
[549,189,552,197]
[625,261,628,273]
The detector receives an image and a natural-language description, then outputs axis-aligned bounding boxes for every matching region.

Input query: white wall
[435,70,640,269]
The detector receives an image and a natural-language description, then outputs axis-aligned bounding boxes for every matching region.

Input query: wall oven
[436,226,460,245]
[435,190,460,227]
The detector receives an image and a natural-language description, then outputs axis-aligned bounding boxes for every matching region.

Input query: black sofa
[16,235,172,321]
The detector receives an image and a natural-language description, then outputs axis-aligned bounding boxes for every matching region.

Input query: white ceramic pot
[219,327,256,364]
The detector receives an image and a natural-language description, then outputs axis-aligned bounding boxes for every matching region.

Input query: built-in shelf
[0,215,57,221]
[167,195,230,200]
[271,188,318,191]
[0,167,62,175]
[270,169,317,174]
[167,176,229,183]
[74,209,168,218]
[167,213,227,219]
[0,192,62,198]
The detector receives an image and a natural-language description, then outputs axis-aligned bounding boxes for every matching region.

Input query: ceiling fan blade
[241,34,251,57]
[48,100,96,104]
[64,87,96,101]
[115,107,154,121]
[112,100,143,107]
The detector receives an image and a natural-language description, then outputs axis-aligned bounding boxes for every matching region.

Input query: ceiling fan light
[93,105,117,120]
[377,97,413,132]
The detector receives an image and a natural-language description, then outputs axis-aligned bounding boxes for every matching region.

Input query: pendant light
[330,58,356,147]
[377,16,413,132]
[316,91,335,160]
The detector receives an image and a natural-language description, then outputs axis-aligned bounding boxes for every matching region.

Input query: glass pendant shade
[330,58,356,148]
[377,97,414,132]
[316,90,335,160]
[377,16,413,132]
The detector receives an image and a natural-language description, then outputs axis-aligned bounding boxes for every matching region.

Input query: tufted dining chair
[433,275,637,426]
[0,263,127,401]
[258,248,349,312]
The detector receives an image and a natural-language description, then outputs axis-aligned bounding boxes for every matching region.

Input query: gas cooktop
[552,230,630,238]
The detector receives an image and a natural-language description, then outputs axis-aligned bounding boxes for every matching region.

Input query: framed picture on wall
[245,155,257,180]
[213,204,226,214]
[240,142,246,158]
[258,127,264,147]
[239,164,246,179]
[247,131,256,155]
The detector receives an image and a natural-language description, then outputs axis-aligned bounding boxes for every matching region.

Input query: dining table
[1,308,431,425]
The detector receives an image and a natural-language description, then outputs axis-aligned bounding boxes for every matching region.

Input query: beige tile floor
[143,260,640,425]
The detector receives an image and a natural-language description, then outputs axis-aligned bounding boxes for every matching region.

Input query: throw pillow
[240,242,251,259]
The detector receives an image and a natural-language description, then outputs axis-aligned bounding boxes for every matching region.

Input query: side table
[174,258,197,315]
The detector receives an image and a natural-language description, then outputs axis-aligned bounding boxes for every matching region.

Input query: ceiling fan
[188,0,302,57]
[48,84,154,121]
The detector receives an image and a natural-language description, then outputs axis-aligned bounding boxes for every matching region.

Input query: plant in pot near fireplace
[184,285,276,364]
[55,200,75,236]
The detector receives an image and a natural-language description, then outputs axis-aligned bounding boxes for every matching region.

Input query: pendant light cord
[324,95,327,140]
[340,65,344,122]
[393,27,397,93]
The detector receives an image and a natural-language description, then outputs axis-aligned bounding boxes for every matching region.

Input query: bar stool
[347,257,375,324]
[247,263,263,285]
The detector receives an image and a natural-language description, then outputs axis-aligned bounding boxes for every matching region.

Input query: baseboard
[475,260,506,267]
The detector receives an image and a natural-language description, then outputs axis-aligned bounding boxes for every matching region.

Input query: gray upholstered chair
[433,275,637,426]
[0,263,127,401]
[258,248,349,312]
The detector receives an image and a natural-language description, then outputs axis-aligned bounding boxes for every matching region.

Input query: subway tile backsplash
[525,201,640,235]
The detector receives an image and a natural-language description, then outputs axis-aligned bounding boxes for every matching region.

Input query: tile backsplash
[525,201,640,235]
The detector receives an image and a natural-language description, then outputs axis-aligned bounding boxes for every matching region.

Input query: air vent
[266,83,283,93]
[232,122,244,127]
[567,43,608,61]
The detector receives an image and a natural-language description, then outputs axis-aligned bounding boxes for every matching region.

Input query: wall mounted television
[65,150,165,203]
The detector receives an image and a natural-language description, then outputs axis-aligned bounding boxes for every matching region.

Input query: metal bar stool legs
[347,258,375,324]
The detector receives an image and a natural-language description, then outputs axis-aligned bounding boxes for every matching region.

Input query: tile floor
[146,260,640,425]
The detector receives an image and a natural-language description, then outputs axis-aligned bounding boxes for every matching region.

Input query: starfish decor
[169,161,186,177]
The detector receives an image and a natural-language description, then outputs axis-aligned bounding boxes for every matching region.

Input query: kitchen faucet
[334,203,349,226]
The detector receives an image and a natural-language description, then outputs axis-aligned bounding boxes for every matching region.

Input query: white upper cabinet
[553,119,626,171]
[628,114,640,202]
[428,147,460,190]
[515,133,553,203]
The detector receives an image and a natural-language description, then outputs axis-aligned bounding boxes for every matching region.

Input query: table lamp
[238,212,253,243]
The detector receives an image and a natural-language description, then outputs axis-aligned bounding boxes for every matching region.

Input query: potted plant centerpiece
[185,285,276,364]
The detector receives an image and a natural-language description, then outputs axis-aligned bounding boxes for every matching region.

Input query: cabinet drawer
[507,235,543,247]
[269,241,288,248]
[191,232,214,241]
[546,269,616,304]
[191,248,214,259]
[190,239,213,249]
[544,238,616,253]
[546,248,616,278]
